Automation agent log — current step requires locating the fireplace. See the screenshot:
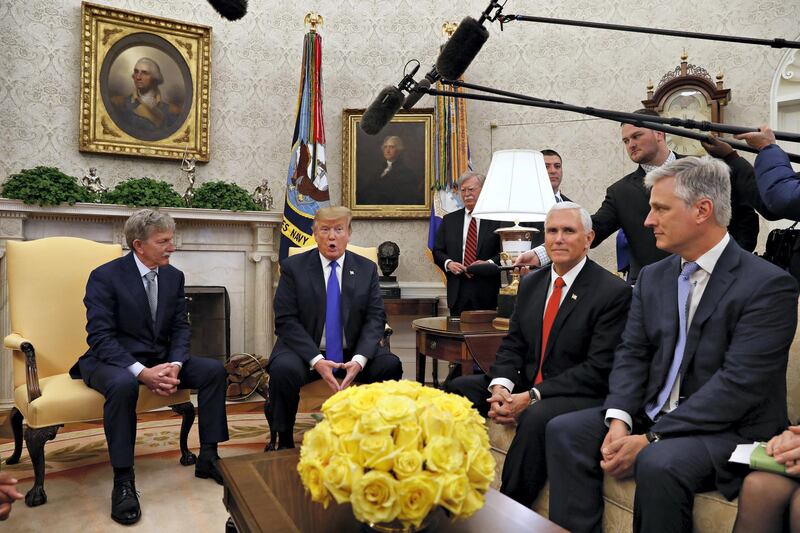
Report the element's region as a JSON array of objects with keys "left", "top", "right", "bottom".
[{"left": 185, "top": 286, "right": 230, "bottom": 363}]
